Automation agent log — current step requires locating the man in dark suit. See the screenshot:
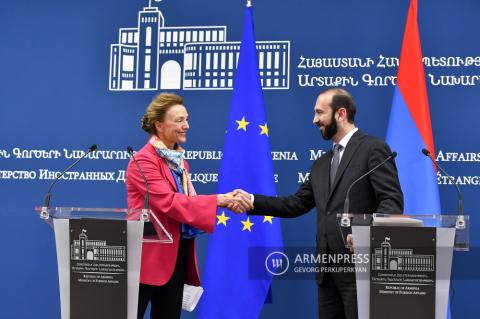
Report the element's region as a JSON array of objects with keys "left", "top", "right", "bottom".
[{"left": 234, "top": 88, "right": 403, "bottom": 319}]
